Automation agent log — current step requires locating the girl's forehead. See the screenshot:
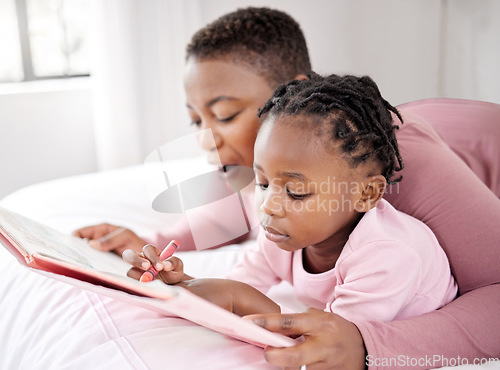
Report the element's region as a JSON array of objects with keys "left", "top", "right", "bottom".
[
  {"left": 262, "top": 114, "right": 332, "bottom": 146},
  {"left": 258, "top": 115, "right": 338, "bottom": 158},
  {"left": 256, "top": 117, "right": 356, "bottom": 181}
]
